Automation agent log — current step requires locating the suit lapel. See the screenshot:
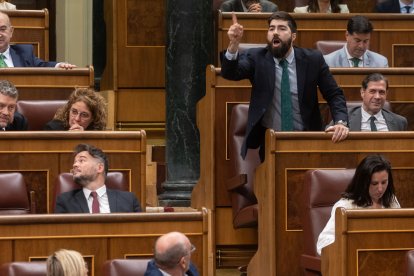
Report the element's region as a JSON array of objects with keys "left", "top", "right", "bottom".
[
  {"left": 382, "top": 110, "right": 397, "bottom": 130},
  {"left": 9, "top": 46, "right": 23, "bottom": 67},
  {"left": 294, "top": 48, "right": 307, "bottom": 104},
  {"left": 339, "top": 46, "right": 349, "bottom": 67},
  {"left": 107, "top": 189, "right": 116, "bottom": 212},
  {"left": 264, "top": 50, "right": 276, "bottom": 99},
  {"left": 364, "top": 51, "right": 371, "bottom": 67},
  {"left": 74, "top": 191, "right": 90, "bottom": 213},
  {"left": 349, "top": 107, "right": 362, "bottom": 131}
]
